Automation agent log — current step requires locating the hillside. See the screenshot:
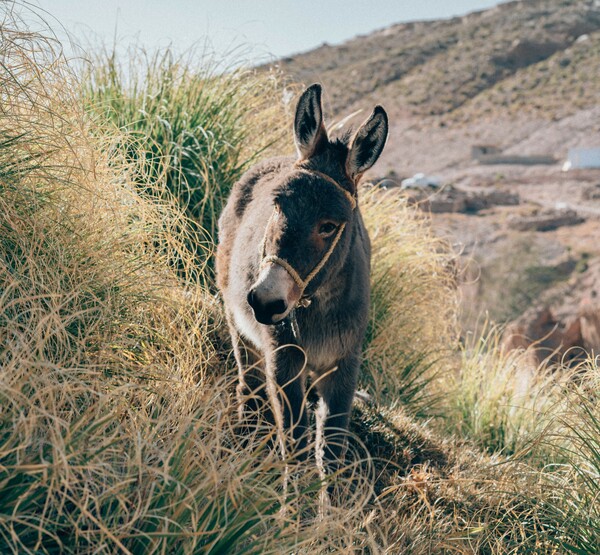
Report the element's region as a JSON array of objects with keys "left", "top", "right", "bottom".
[{"left": 275, "top": 0, "right": 600, "bottom": 119}]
